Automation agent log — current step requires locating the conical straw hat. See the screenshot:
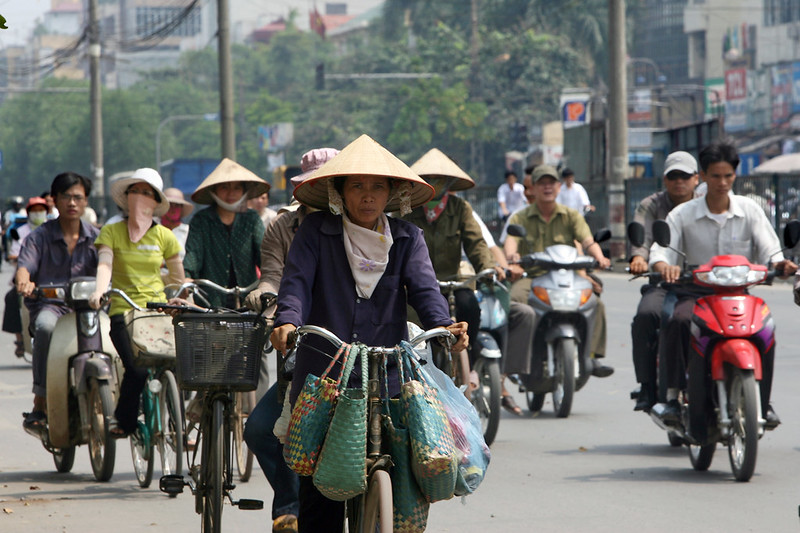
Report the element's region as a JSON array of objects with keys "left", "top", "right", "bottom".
[
  {"left": 293, "top": 134, "right": 434, "bottom": 212},
  {"left": 410, "top": 148, "right": 475, "bottom": 191},
  {"left": 191, "top": 158, "right": 270, "bottom": 205}
]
